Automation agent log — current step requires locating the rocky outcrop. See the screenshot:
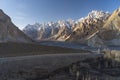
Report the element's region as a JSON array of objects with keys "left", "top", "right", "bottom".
[
  {"left": 0, "top": 9, "right": 33, "bottom": 43},
  {"left": 23, "top": 11, "right": 110, "bottom": 43}
]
